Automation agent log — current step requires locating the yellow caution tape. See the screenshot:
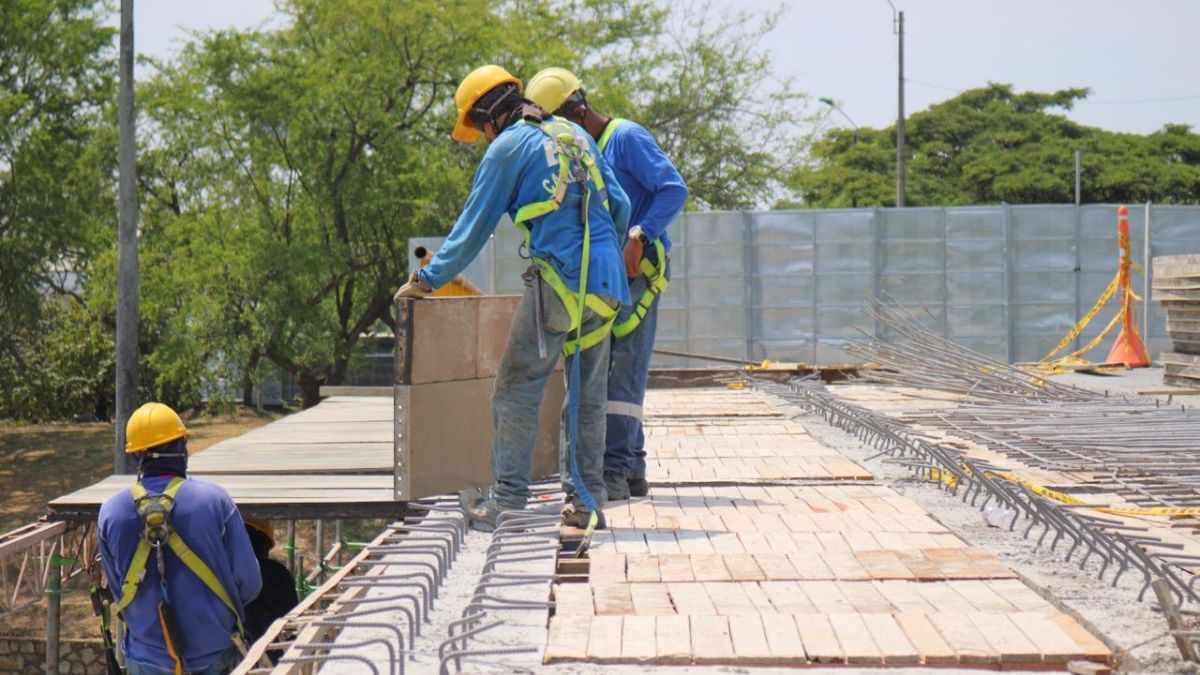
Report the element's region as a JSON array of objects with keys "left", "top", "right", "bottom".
[
  {"left": 926, "top": 465, "right": 1200, "bottom": 517},
  {"left": 1040, "top": 272, "right": 1119, "bottom": 363}
]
